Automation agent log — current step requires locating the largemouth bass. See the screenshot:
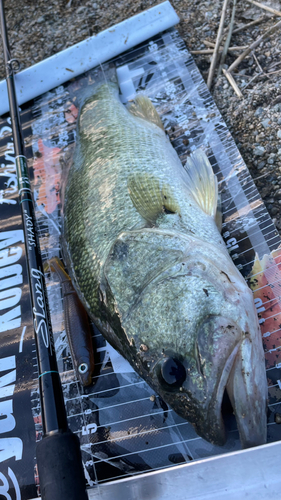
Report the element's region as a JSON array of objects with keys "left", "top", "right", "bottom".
[{"left": 62, "top": 82, "right": 267, "bottom": 448}]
